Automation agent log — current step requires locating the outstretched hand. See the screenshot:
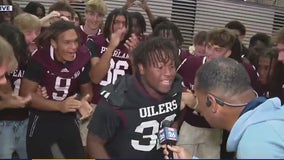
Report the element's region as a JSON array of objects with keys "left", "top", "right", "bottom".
[{"left": 78, "top": 94, "right": 93, "bottom": 120}]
